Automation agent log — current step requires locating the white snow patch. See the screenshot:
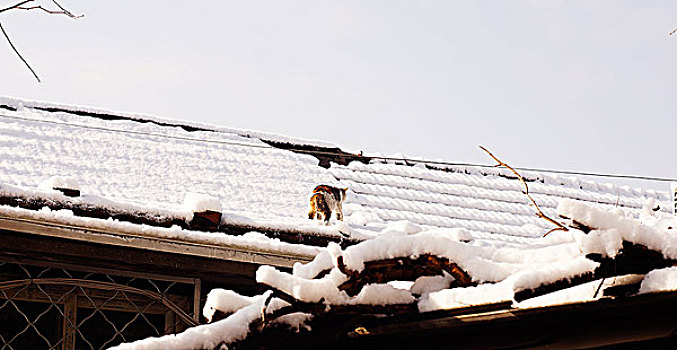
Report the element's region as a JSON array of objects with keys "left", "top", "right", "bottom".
[
  {"left": 203, "top": 289, "right": 263, "bottom": 323},
  {"left": 575, "top": 229, "right": 623, "bottom": 258},
  {"left": 183, "top": 192, "right": 222, "bottom": 214},
  {"left": 388, "top": 280, "right": 415, "bottom": 290},
  {"left": 292, "top": 246, "right": 336, "bottom": 279},
  {"left": 350, "top": 284, "right": 415, "bottom": 305},
  {"left": 418, "top": 282, "right": 513, "bottom": 311},
  {"left": 381, "top": 220, "right": 422, "bottom": 235},
  {"left": 256, "top": 265, "right": 346, "bottom": 304},
  {"left": 410, "top": 272, "right": 455, "bottom": 296},
  {"left": 38, "top": 175, "right": 80, "bottom": 191},
  {"left": 559, "top": 199, "right": 677, "bottom": 259},
  {"left": 639, "top": 267, "right": 677, "bottom": 294}
]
